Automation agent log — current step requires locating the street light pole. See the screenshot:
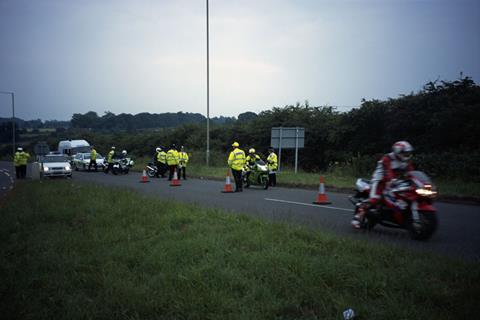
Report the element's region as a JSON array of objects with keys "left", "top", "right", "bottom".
[
  {"left": 206, "top": 0, "right": 210, "bottom": 166},
  {"left": 0, "top": 91, "right": 15, "bottom": 157}
]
